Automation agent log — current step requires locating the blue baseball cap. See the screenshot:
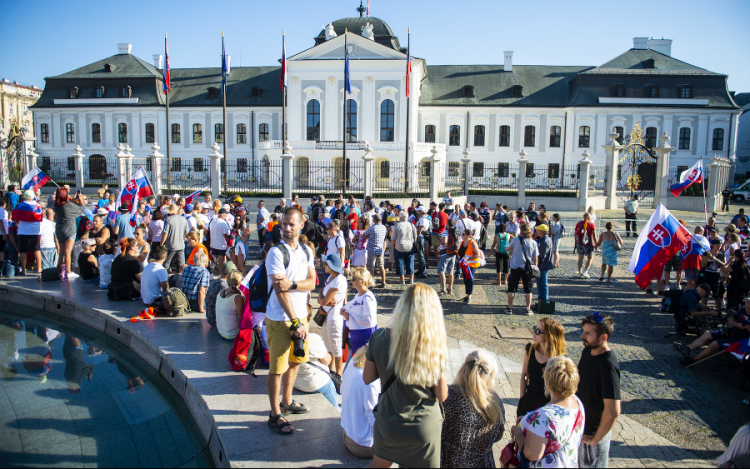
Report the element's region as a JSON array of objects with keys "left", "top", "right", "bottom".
[
  {"left": 185, "top": 204, "right": 194, "bottom": 213},
  {"left": 321, "top": 253, "right": 344, "bottom": 274},
  {"left": 395, "top": 204, "right": 403, "bottom": 210}
]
